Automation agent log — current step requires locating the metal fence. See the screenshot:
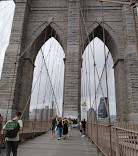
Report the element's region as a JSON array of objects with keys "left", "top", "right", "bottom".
[{"left": 86, "top": 121, "right": 138, "bottom": 156}]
